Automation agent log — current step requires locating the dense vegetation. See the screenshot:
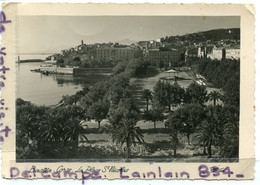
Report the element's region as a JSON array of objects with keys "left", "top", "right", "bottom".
[
  {"left": 56, "top": 56, "right": 120, "bottom": 68},
  {"left": 17, "top": 58, "right": 154, "bottom": 159},
  {"left": 196, "top": 58, "right": 240, "bottom": 107},
  {"left": 16, "top": 57, "right": 240, "bottom": 161}
]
